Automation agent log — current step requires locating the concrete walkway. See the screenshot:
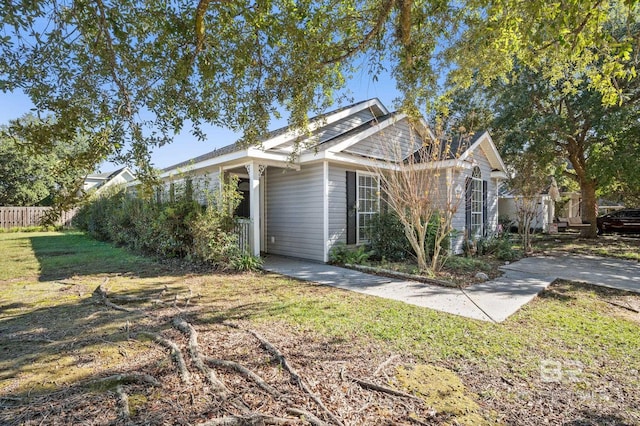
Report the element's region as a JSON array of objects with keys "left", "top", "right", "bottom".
[{"left": 262, "top": 254, "right": 640, "bottom": 323}]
